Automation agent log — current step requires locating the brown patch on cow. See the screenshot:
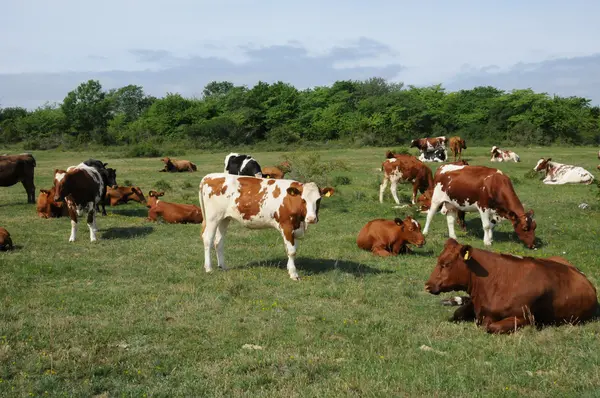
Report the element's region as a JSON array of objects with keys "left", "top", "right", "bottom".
[
  {"left": 235, "top": 177, "right": 268, "bottom": 220},
  {"left": 0, "top": 227, "right": 13, "bottom": 250},
  {"left": 357, "top": 217, "right": 425, "bottom": 256},
  {"left": 275, "top": 184, "right": 308, "bottom": 245},
  {"left": 267, "top": 179, "right": 276, "bottom": 185},
  {"left": 204, "top": 177, "right": 227, "bottom": 198},
  {"left": 272, "top": 185, "right": 281, "bottom": 198},
  {"left": 381, "top": 154, "right": 433, "bottom": 203}
]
